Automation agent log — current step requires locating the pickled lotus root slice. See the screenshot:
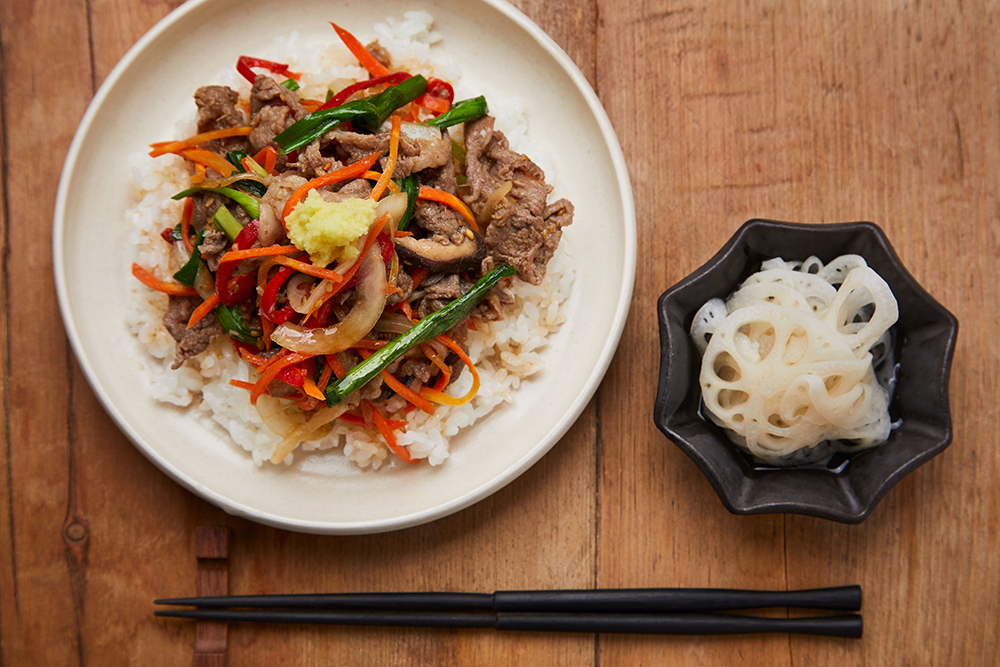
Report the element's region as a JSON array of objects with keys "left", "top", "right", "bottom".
[
  {"left": 820, "top": 266, "right": 898, "bottom": 358},
  {"left": 735, "top": 269, "right": 838, "bottom": 314},
  {"left": 699, "top": 304, "right": 893, "bottom": 465}
]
